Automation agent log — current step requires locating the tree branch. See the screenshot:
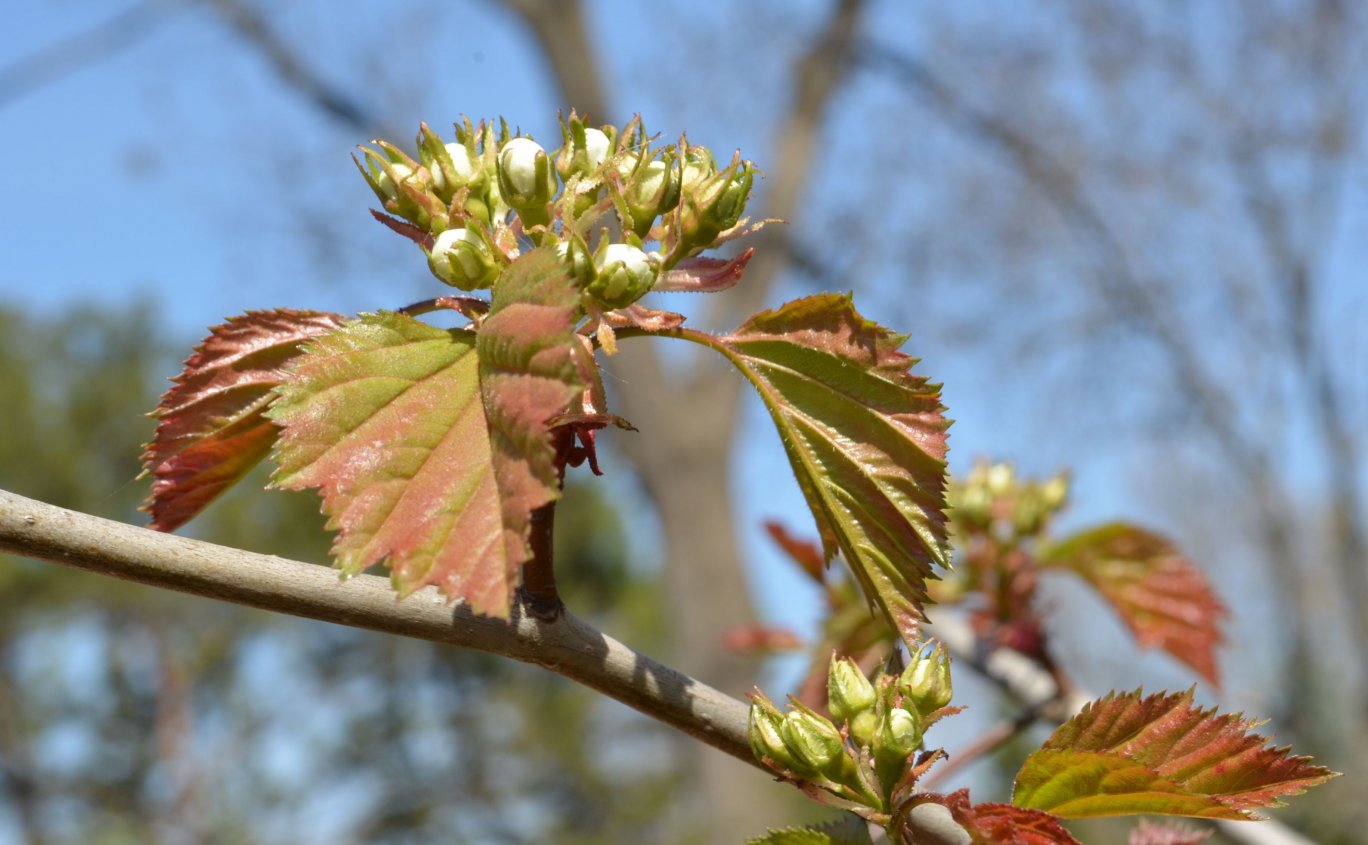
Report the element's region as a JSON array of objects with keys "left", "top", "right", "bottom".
[{"left": 0, "top": 487, "right": 753, "bottom": 769}]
